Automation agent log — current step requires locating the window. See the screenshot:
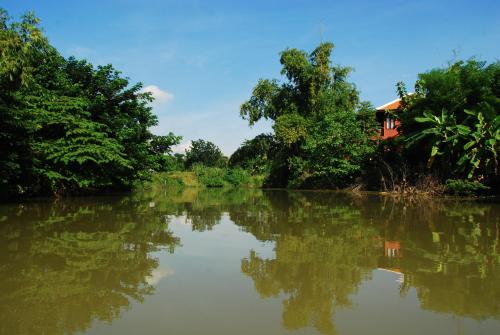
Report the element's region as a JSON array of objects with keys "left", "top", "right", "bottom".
[{"left": 386, "top": 116, "right": 395, "bottom": 129}]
